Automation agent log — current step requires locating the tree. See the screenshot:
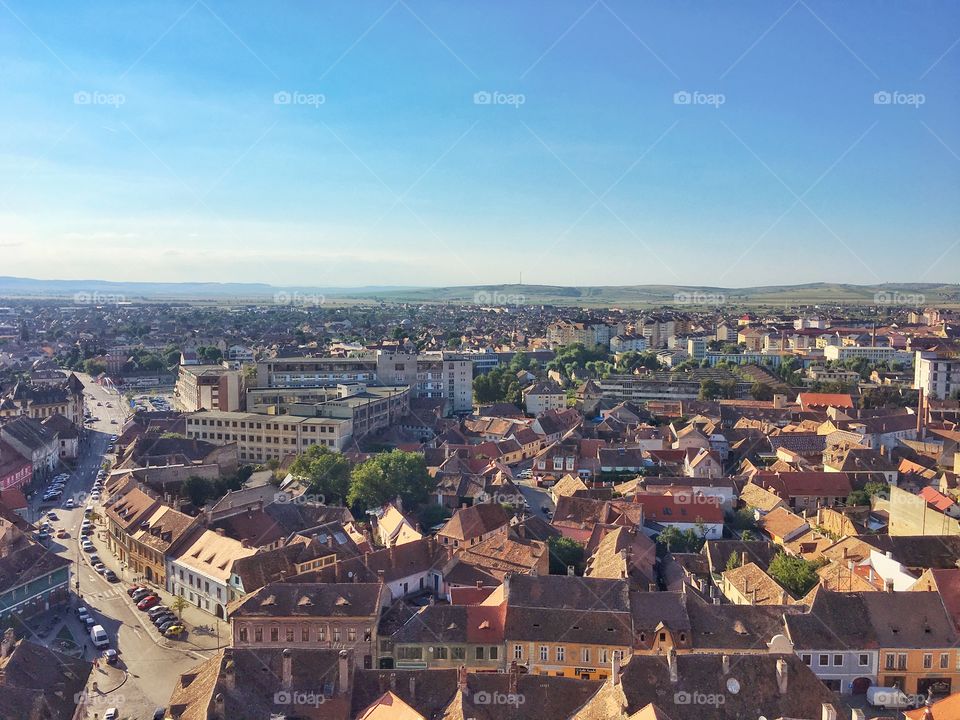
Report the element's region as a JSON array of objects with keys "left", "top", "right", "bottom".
[
  {"left": 768, "top": 552, "right": 819, "bottom": 598},
  {"left": 347, "top": 451, "right": 435, "bottom": 513},
  {"left": 846, "top": 480, "right": 889, "bottom": 507},
  {"left": 725, "top": 552, "right": 742, "bottom": 571},
  {"left": 289, "top": 445, "right": 351, "bottom": 504},
  {"left": 547, "top": 536, "right": 585, "bottom": 575},
  {"left": 171, "top": 595, "right": 188, "bottom": 619},
  {"left": 184, "top": 475, "right": 216, "bottom": 507},
  {"left": 699, "top": 379, "right": 721, "bottom": 401},
  {"left": 473, "top": 366, "right": 521, "bottom": 405},
  {"left": 83, "top": 359, "right": 107, "bottom": 376},
  {"left": 751, "top": 382, "right": 774, "bottom": 401}
]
